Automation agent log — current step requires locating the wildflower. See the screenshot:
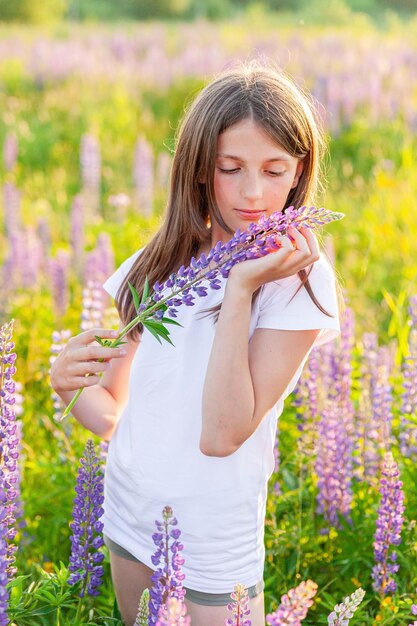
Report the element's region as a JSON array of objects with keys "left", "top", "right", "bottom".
[
  {"left": 148, "top": 506, "right": 186, "bottom": 626},
  {"left": 0, "top": 506, "right": 10, "bottom": 626},
  {"left": 80, "top": 134, "right": 101, "bottom": 194},
  {"left": 327, "top": 588, "right": 366, "bottom": 625},
  {"left": 48, "top": 251, "right": 71, "bottom": 319},
  {"left": 266, "top": 579, "right": 318, "bottom": 625},
  {"left": 3, "top": 132, "right": 18, "bottom": 172},
  {"left": 226, "top": 583, "right": 251, "bottom": 626},
  {"left": 68, "top": 439, "right": 105, "bottom": 597},
  {"left": 134, "top": 588, "right": 150, "bottom": 626},
  {"left": 80, "top": 280, "right": 107, "bottom": 331},
  {"left": 61, "top": 205, "right": 344, "bottom": 418},
  {"left": 156, "top": 597, "right": 190, "bottom": 626},
  {"left": 0, "top": 319, "right": 20, "bottom": 579},
  {"left": 315, "top": 402, "right": 353, "bottom": 528},
  {"left": 371, "top": 452, "right": 404, "bottom": 595},
  {"left": 399, "top": 295, "right": 417, "bottom": 457}
]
